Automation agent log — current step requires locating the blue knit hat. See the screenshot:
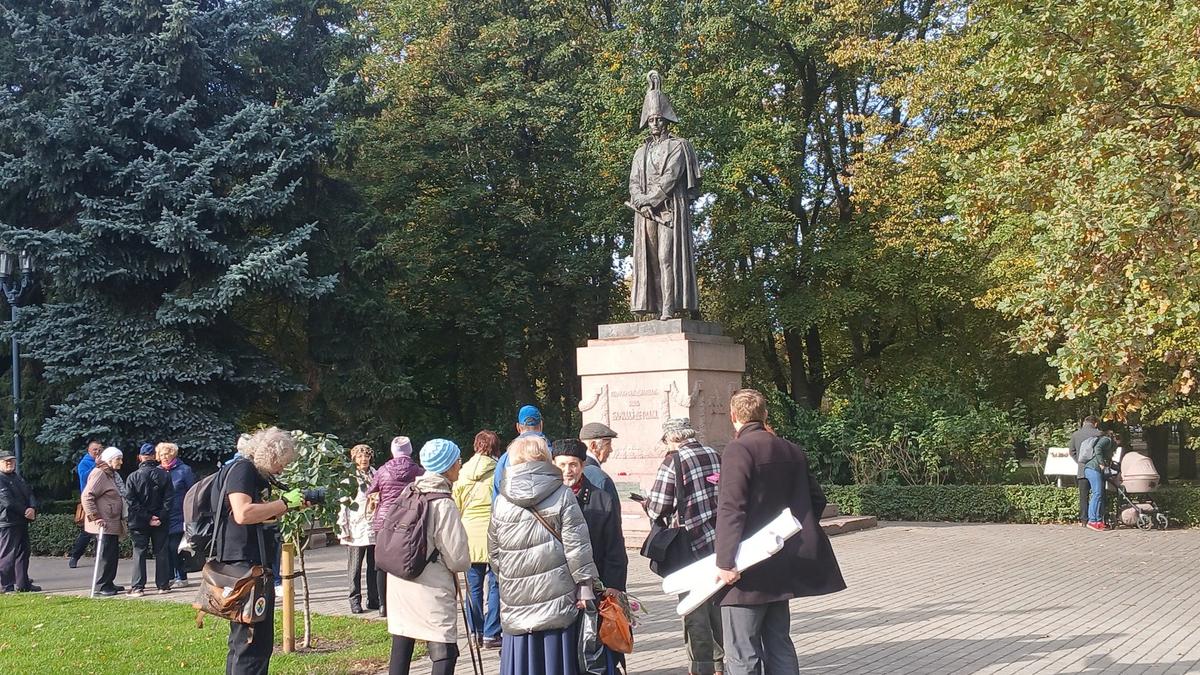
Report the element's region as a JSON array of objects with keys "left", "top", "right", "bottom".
[{"left": 419, "top": 438, "right": 461, "bottom": 474}]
